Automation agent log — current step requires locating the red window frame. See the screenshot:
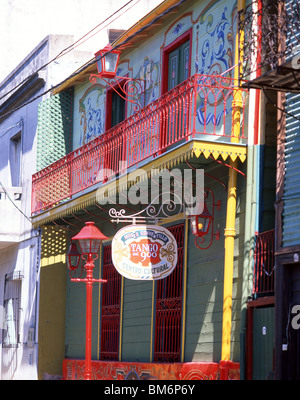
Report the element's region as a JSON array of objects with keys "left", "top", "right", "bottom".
[
  {"left": 161, "top": 28, "right": 192, "bottom": 95},
  {"left": 153, "top": 223, "right": 185, "bottom": 362},
  {"left": 105, "top": 78, "right": 127, "bottom": 131},
  {"left": 100, "top": 244, "right": 122, "bottom": 361}
]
